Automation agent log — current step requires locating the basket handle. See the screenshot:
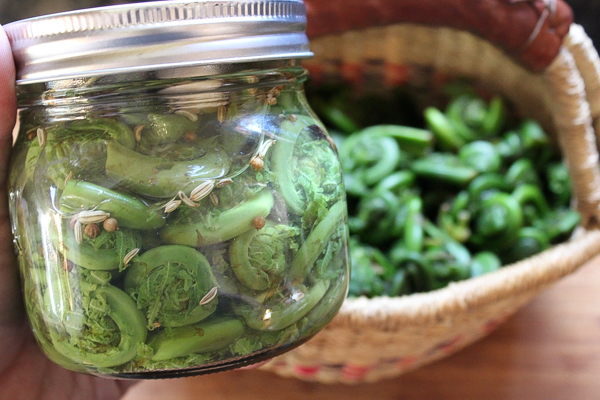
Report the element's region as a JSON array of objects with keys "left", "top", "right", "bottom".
[{"left": 304, "top": 0, "right": 573, "bottom": 73}]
